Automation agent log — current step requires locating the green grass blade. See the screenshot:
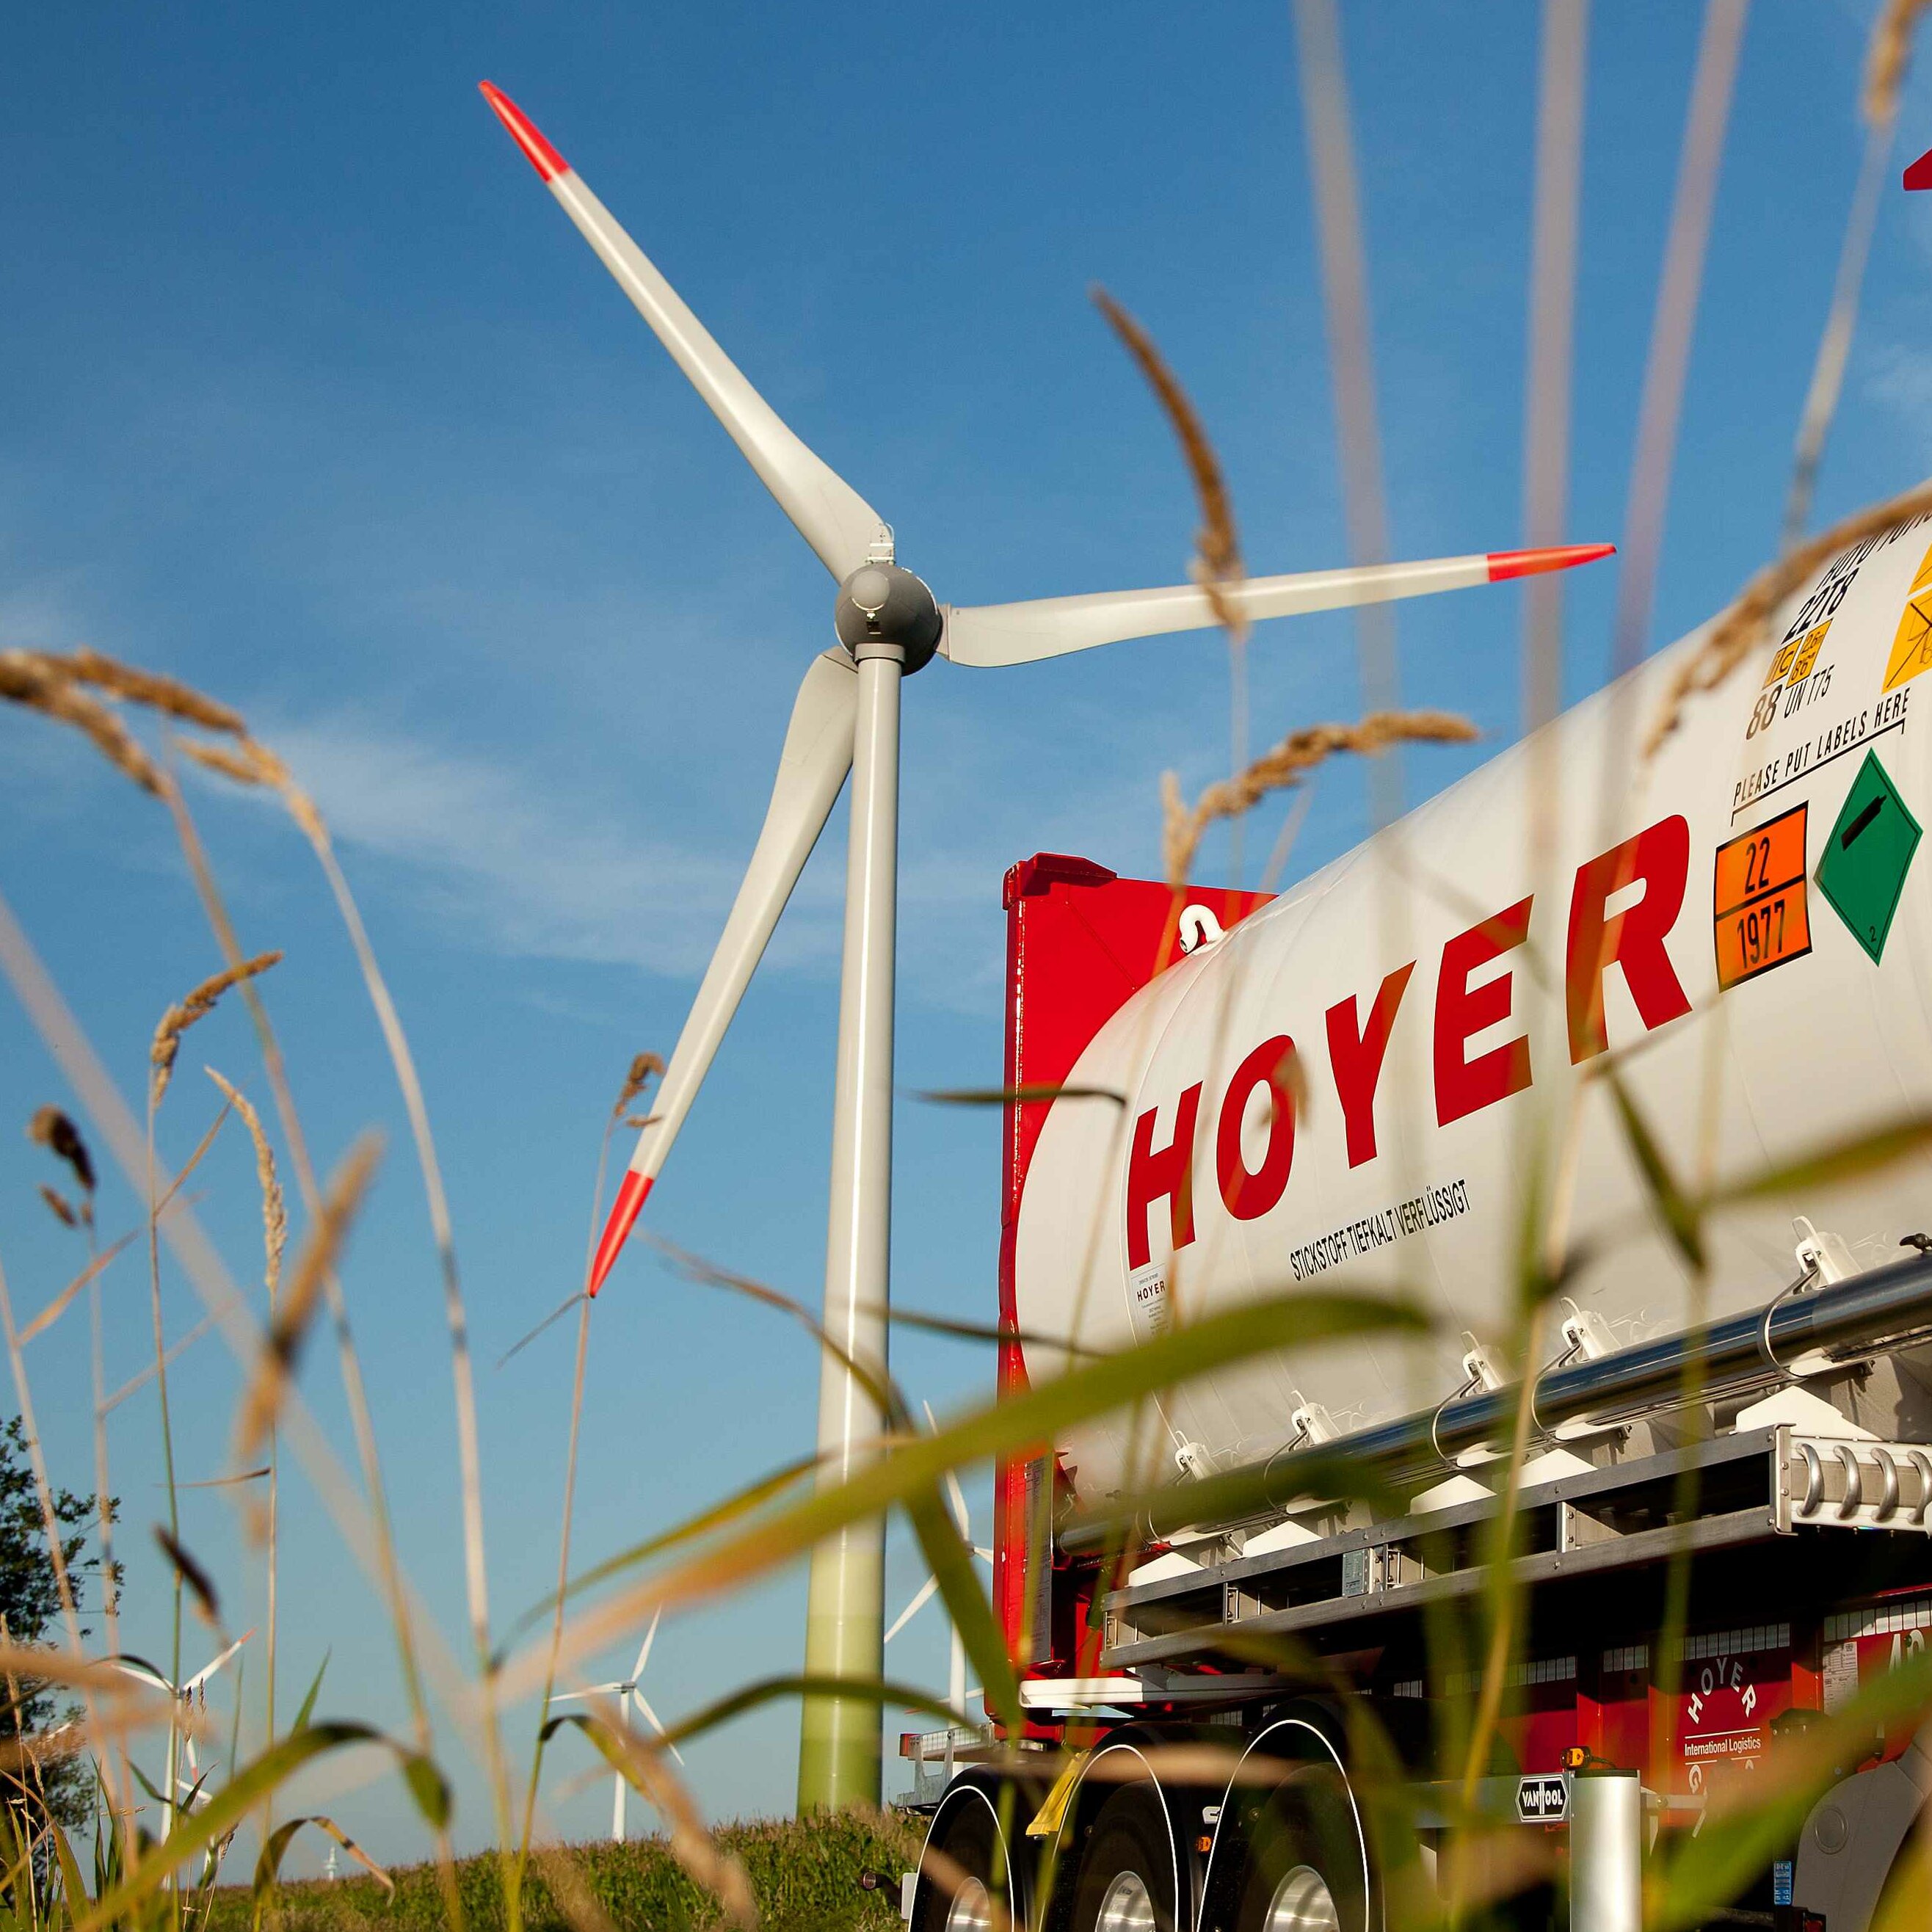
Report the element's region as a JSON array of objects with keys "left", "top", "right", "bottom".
[
  {"left": 532, "top": 1287, "right": 1423, "bottom": 1677},
  {"left": 547, "top": 1453, "right": 821, "bottom": 1613},
  {"left": 551, "top": 1675, "right": 967, "bottom": 1755},
  {"left": 904, "top": 1484, "right": 1021, "bottom": 1724},
  {"left": 1702, "top": 1113, "right": 1932, "bottom": 1210},
  {"left": 1605, "top": 1072, "right": 1704, "bottom": 1269},
  {"left": 292, "top": 1652, "right": 330, "bottom": 1733},
  {"left": 1651, "top": 1645, "right": 1932, "bottom": 1931},
  {"left": 1064, "top": 1439, "right": 1404, "bottom": 1546},
  {"left": 76, "top": 1724, "right": 445, "bottom": 1932},
  {"left": 252, "top": 1816, "right": 392, "bottom": 1903},
  {"left": 50, "top": 1821, "right": 87, "bottom": 1923}
]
